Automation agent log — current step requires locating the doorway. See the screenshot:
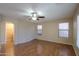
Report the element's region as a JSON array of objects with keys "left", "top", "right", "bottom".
[{"left": 5, "top": 22, "right": 14, "bottom": 56}]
